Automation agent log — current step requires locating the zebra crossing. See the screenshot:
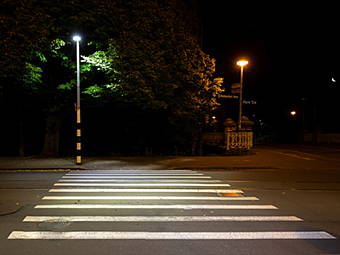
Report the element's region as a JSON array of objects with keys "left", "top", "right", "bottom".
[{"left": 8, "top": 170, "right": 336, "bottom": 240}]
